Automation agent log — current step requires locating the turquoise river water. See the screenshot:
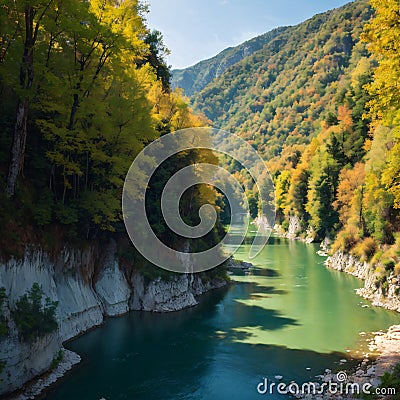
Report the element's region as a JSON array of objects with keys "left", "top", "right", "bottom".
[{"left": 45, "top": 232, "right": 400, "bottom": 400}]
